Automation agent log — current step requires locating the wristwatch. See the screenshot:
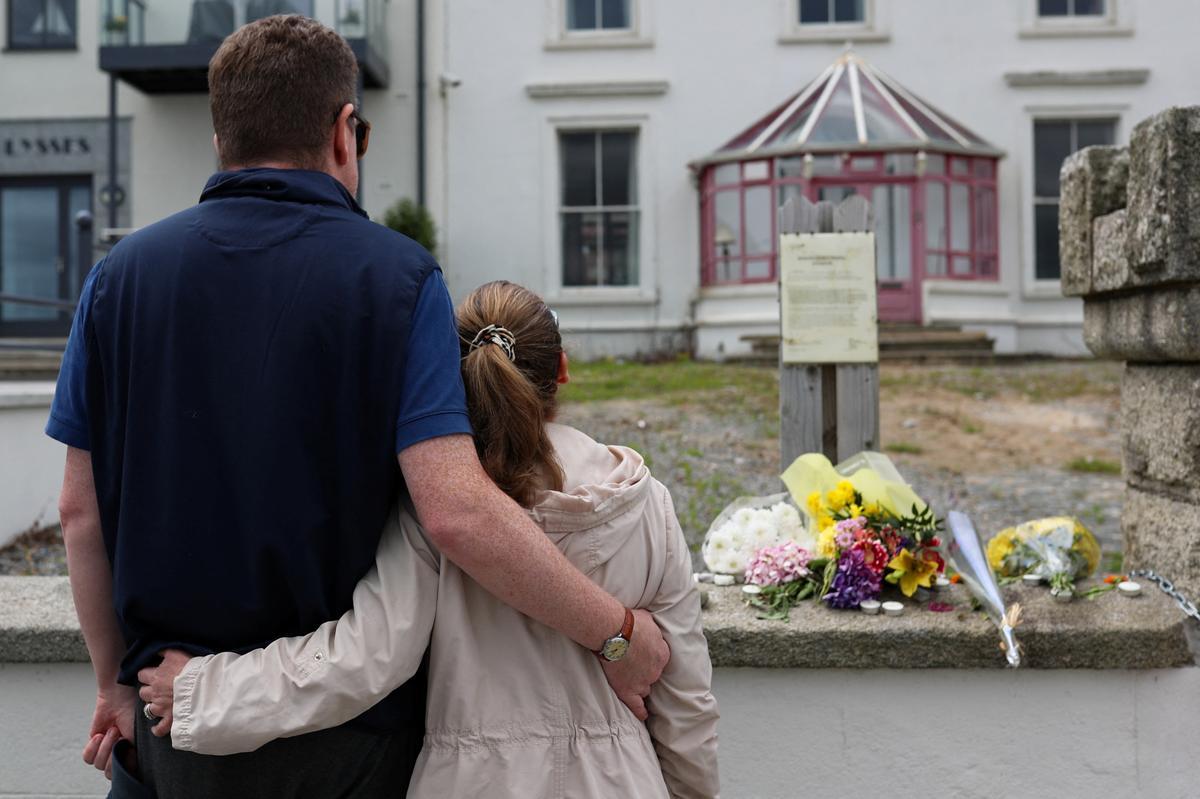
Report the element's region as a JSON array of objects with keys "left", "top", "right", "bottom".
[{"left": 596, "top": 608, "right": 635, "bottom": 662}]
